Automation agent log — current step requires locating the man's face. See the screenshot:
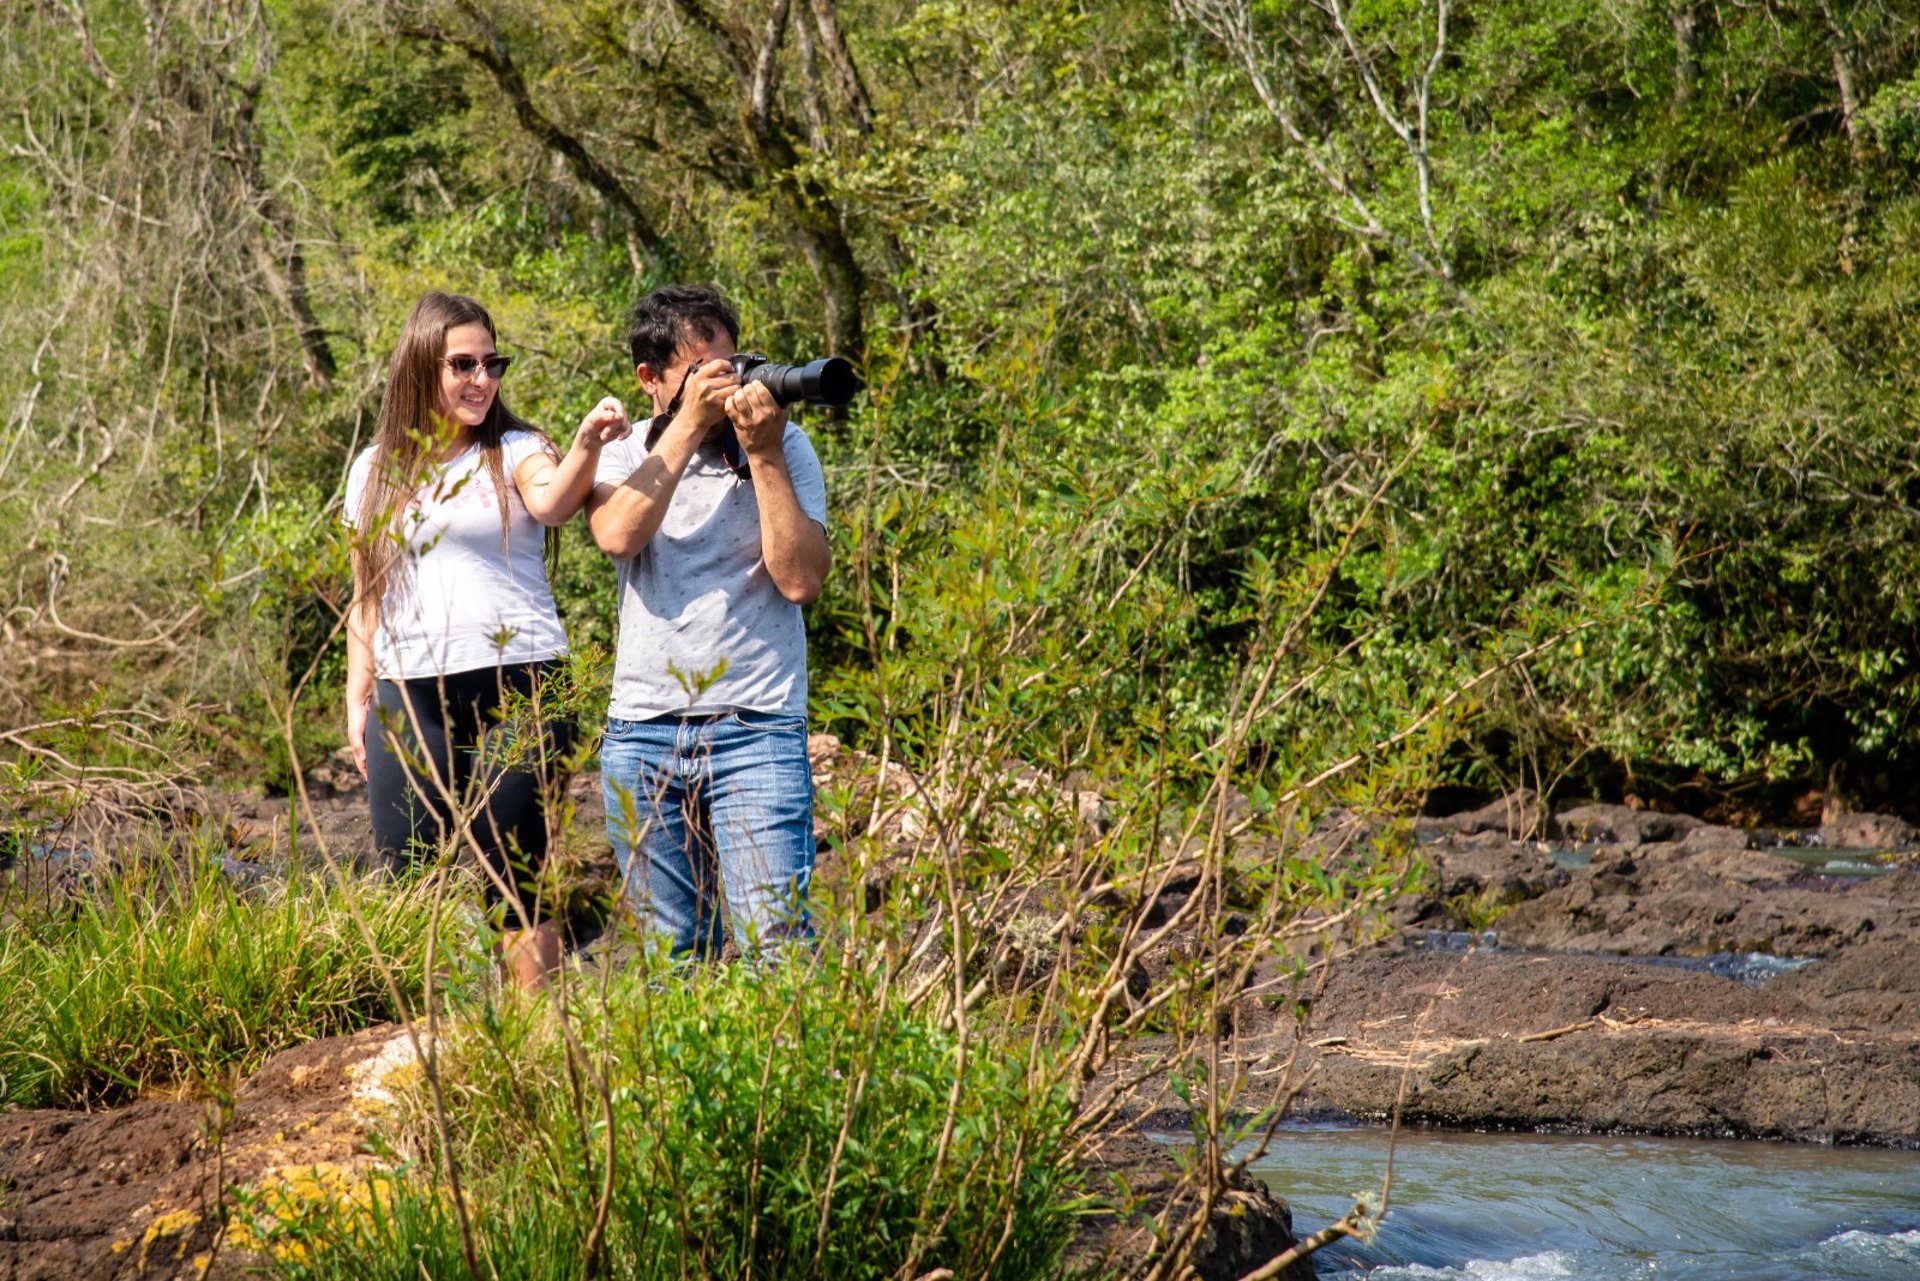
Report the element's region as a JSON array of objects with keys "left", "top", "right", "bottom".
[{"left": 638, "top": 327, "right": 738, "bottom": 413}]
